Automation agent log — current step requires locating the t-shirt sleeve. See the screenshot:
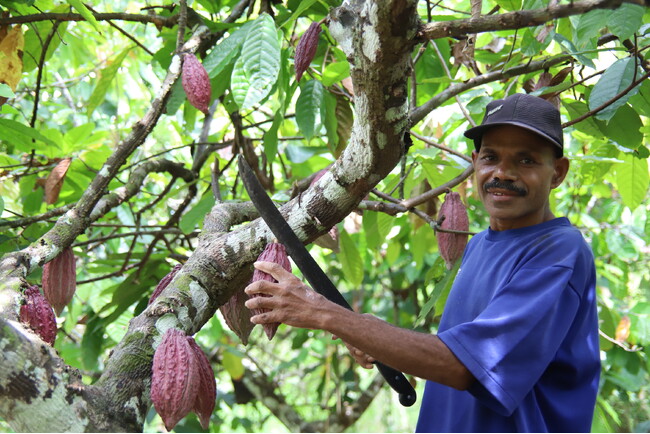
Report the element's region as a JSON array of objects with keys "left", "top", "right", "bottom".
[{"left": 438, "top": 264, "right": 581, "bottom": 416}]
